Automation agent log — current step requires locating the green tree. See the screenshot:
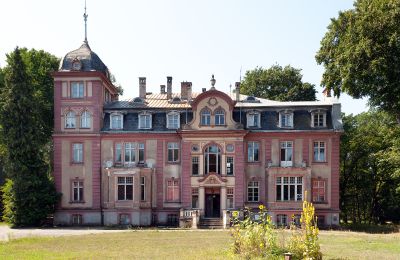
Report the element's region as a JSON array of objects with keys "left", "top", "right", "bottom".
[
  {"left": 240, "top": 65, "right": 317, "bottom": 101},
  {"left": 0, "top": 47, "right": 59, "bottom": 226},
  {"left": 316, "top": 0, "right": 400, "bottom": 122}
]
